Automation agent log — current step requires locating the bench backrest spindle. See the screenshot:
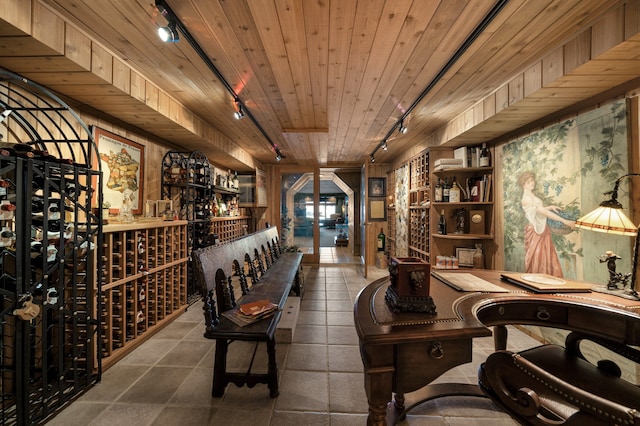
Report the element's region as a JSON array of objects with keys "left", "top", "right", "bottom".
[
  {"left": 254, "top": 248, "right": 265, "bottom": 277},
  {"left": 234, "top": 259, "right": 250, "bottom": 295},
  {"left": 246, "top": 252, "right": 259, "bottom": 284},
  {"left": 262, "top": 245, "right": 272, "bottom": 269}
]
